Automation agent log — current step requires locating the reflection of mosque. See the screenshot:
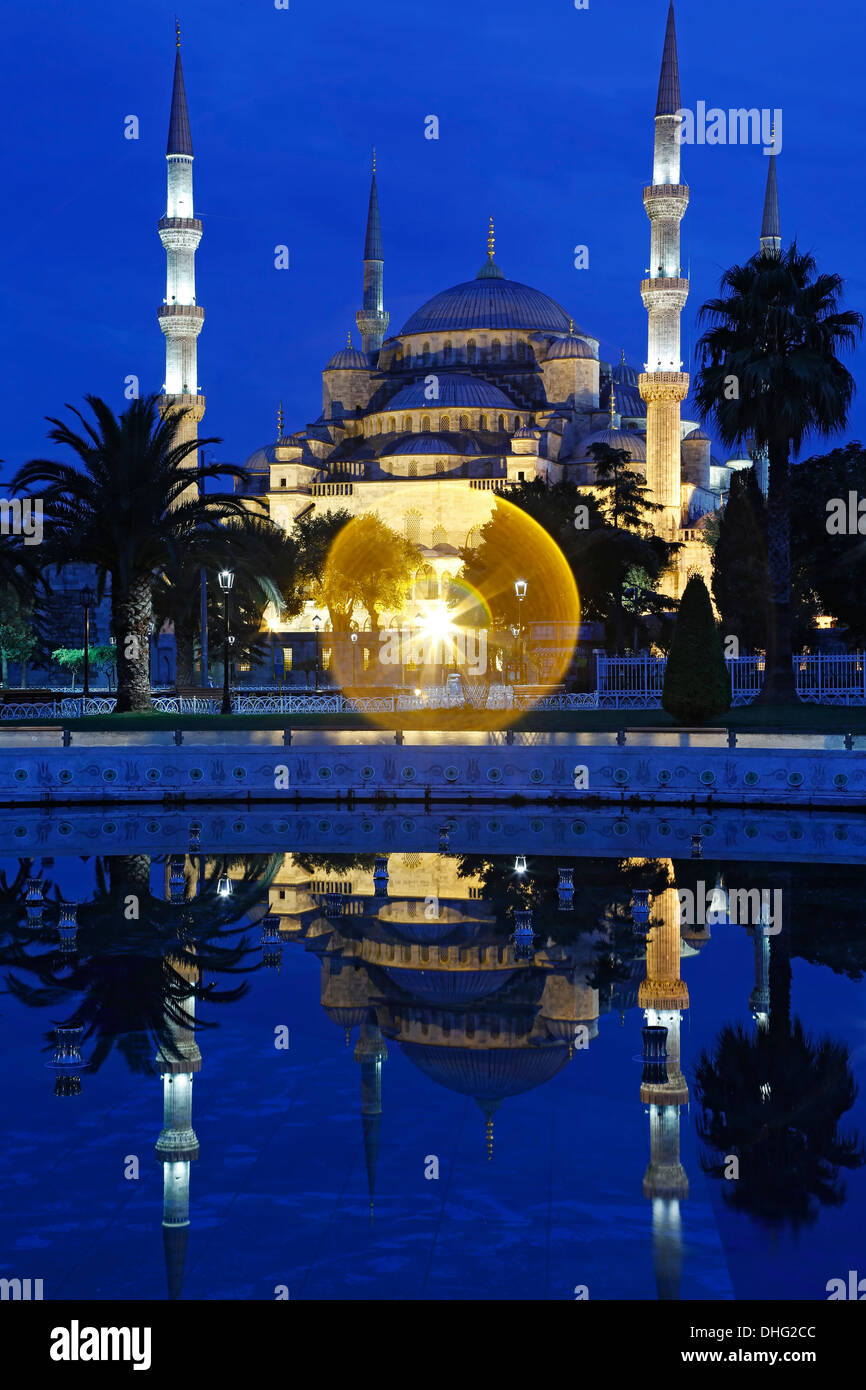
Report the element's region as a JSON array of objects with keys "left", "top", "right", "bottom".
[
  {"left": 43, "top": 847, "right": 774, "bottom": 1300},
  {"left": 266, "top": 847, "right": 713, "bottom": 1298}
]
